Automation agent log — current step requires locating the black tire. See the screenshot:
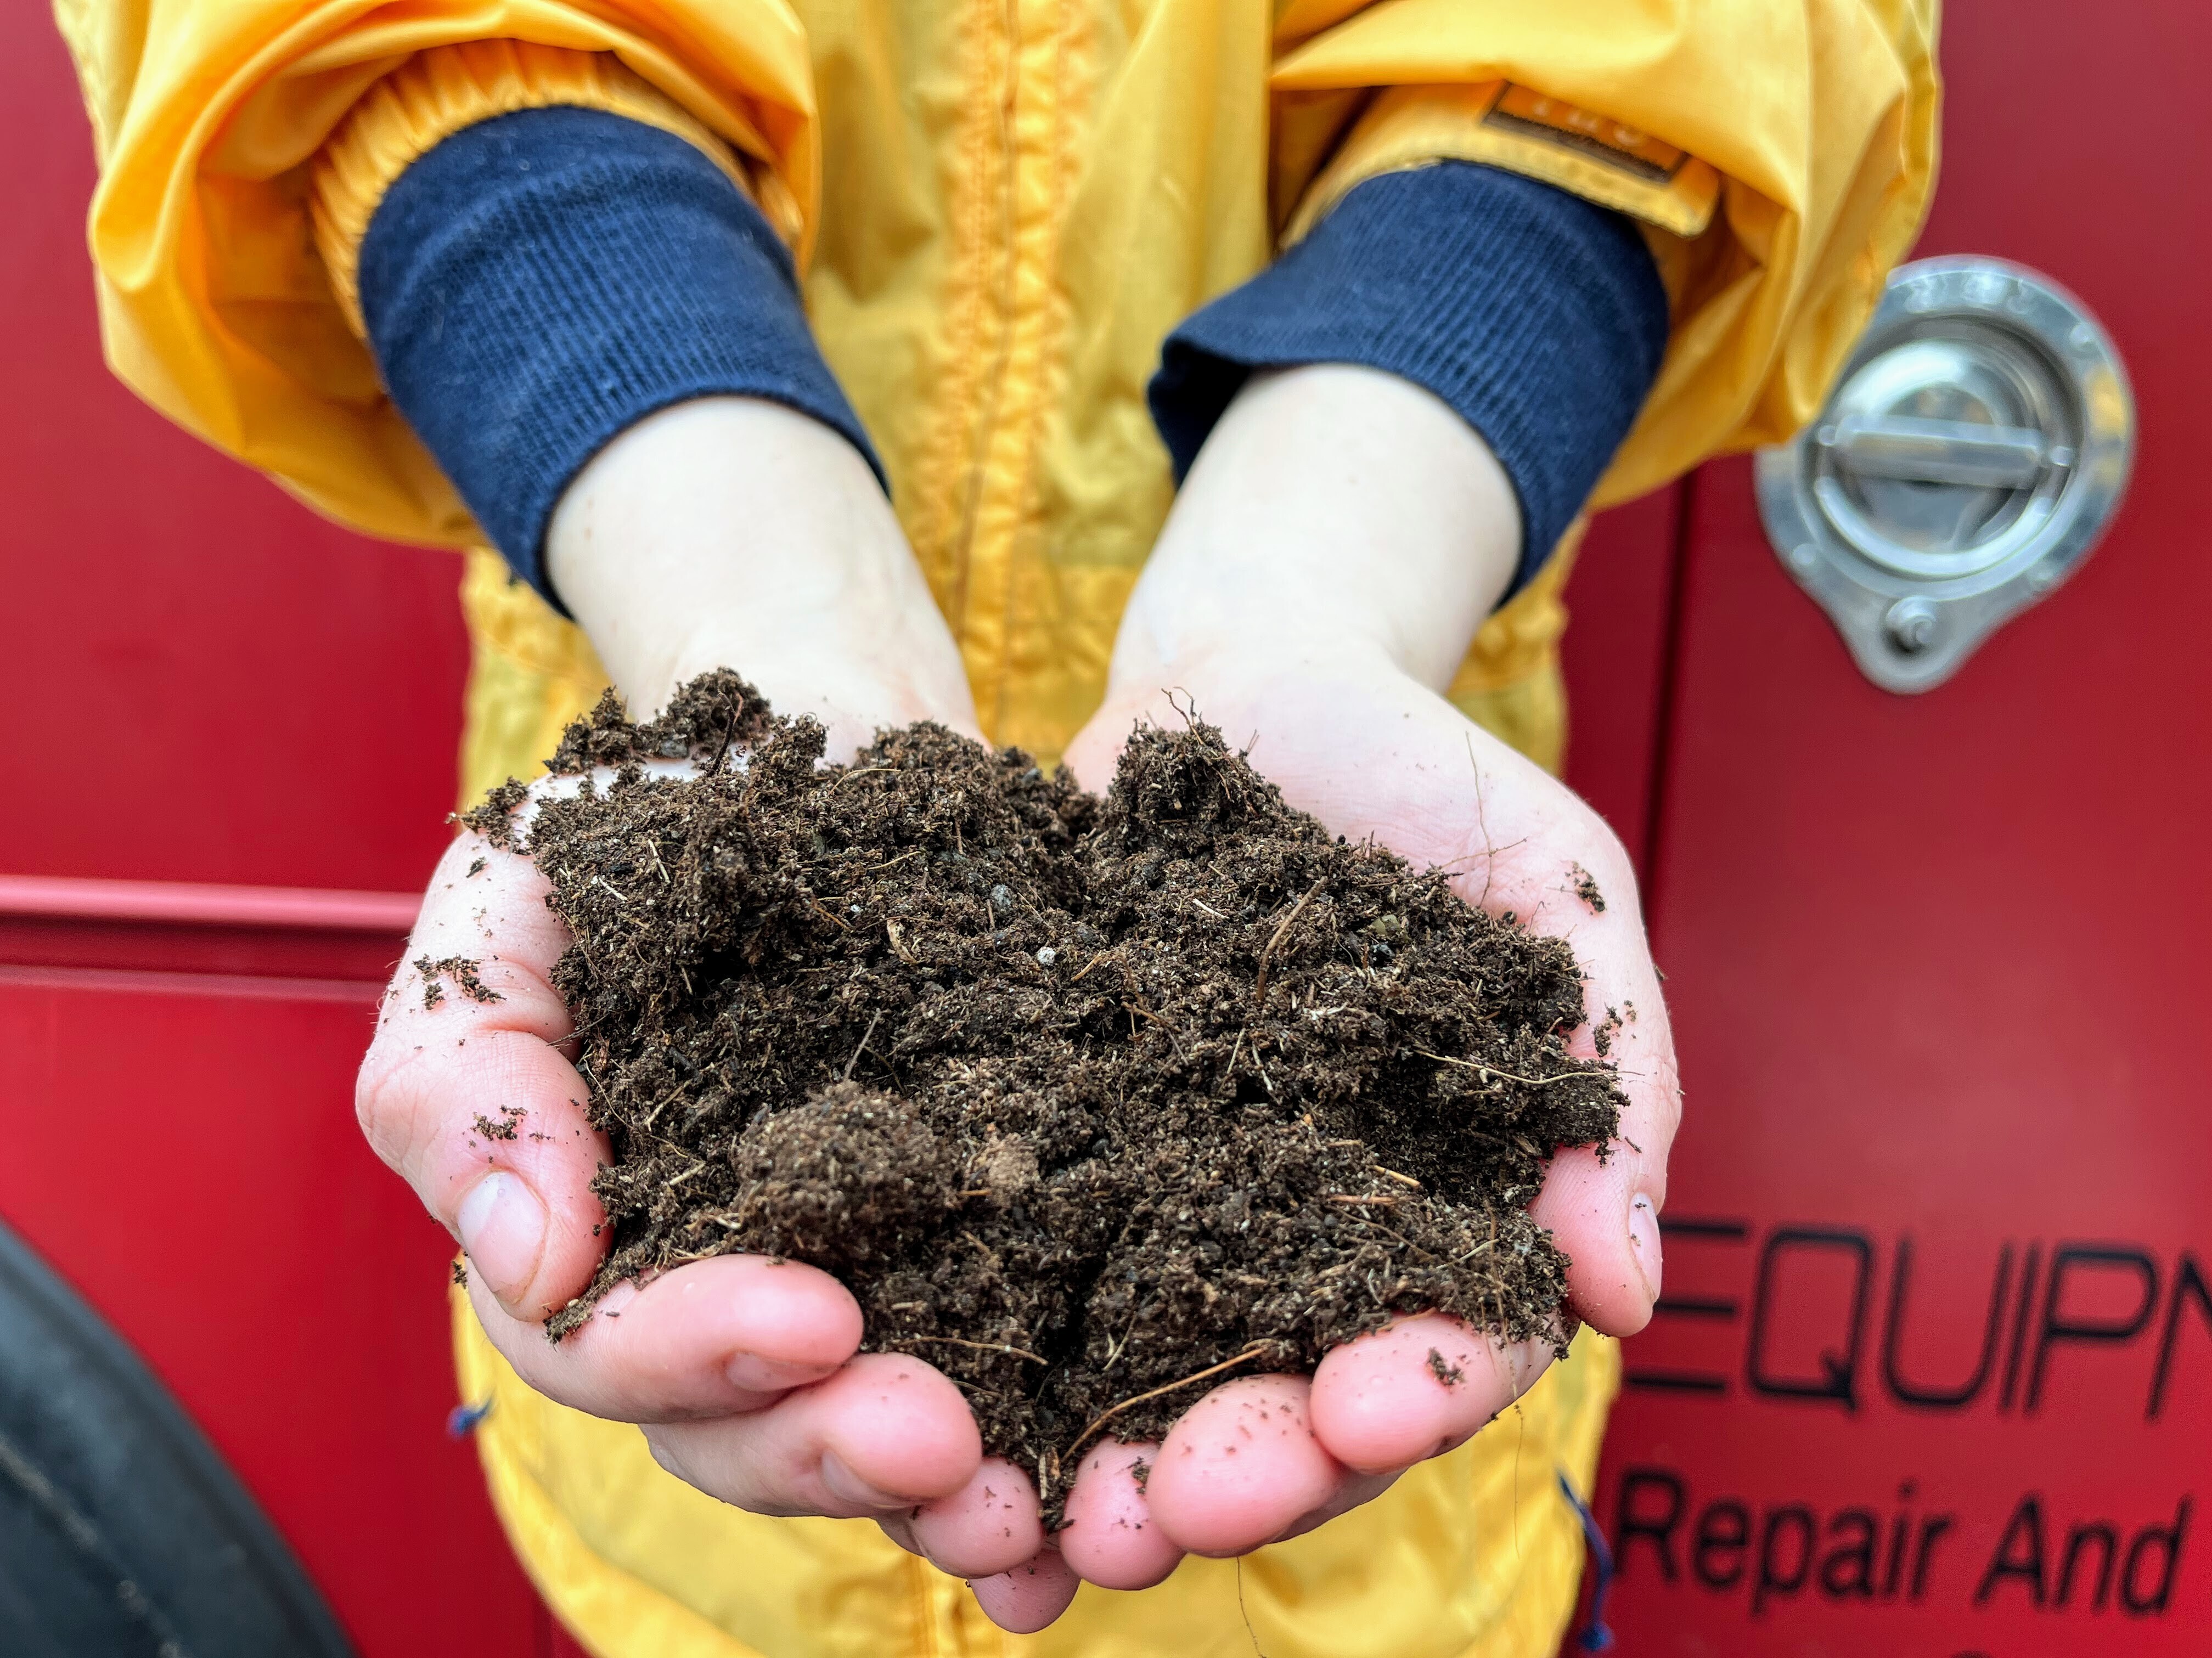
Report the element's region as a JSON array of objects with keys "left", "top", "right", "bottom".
[{"left": 0, "top": 1216, "right": 355, "bottom": 1656}]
